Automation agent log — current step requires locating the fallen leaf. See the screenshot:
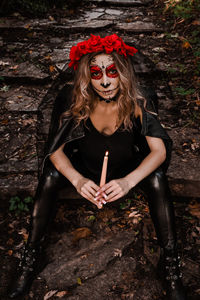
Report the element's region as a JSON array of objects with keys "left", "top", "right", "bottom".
[
  {"left": 55, "top": 291, "right": 68, "bottom": 298},
  {"left": 192, "top": 20, "right": 200, "bottom": 26},
  {"left": 128, "top": 211, "right": 142, "bottom": 218},
  {"left": 49, "top": 16, "right": 55, "bottom": 21},
  {"left": 45, "top": 55, "right": 52, "bottom": 60},
  {"left": 7, "top": 250, "right": 13, "bottom": 256},
  {"left": 182, "top": 41, "right": 191, "bottom": 49},
  {"left": 24, "top": 24, "right": 31, "bottom": 29},
  {"left": 49, "top": 65, "right": 55, "bottom": 73},
  {"left": 18, "top": 228, "right": 28, "bottom": 240},
  {"left": 1, "top": 119, "right": 9, "bottom": 124},
  {"left": 77, "top": 277, "right": 82, "bottom": 285},
  {"left": 196, "top": 100, "right": 200, "bottom": 106},
  {"left": 188, "top": 201, "right": 200, "bottom": 218},
  {"left": 71, "top": 227, "right": 92, "bottom": 242},
  {"left": 9, "top": 65, "right": 19, "bottom": 70},
  {"left": 0, "top": 85, "right": 10, "bottom": 92},
  {"left": 114, "top": 248, "right": 122, "bottom": 257},
  {"left": 117, "top": 224, "right": 126, "bottom": 228},
  {"left": 87, "top": 215, "right": 96, "bottom": 222},
  {"left": 43, "top": 290, "right": 58, "bottom": 300},
  {"left": 0, "top": 61, "right": 9, "bottom": 66},
  {"left": 22, "top": 119, "right": 34, "bottom": 126},
  {"left": 142, "top": 206, "right": 149, "bottom": 213},
  {"left": 6, "top": 238, "right": 14, "bottom": 246}
]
